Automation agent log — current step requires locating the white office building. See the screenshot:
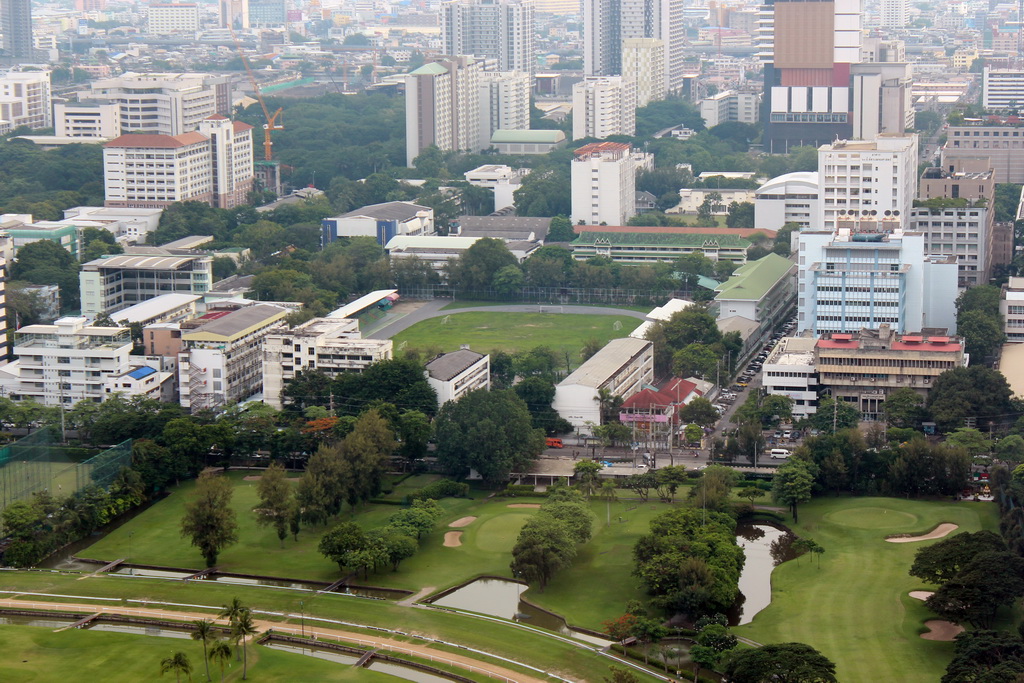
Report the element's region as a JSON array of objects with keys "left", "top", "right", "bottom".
[
  {"left": 54, "top": 101, "right": 121, "bottom": 139},
  {"left": 983, "top": 68, "right": 1024, "bottom": 111},
  {"left": 553, "top": 338, "right": 655, "bottom": 432},
  {"left": 441, "top": 0, "right": 534, "bottom": 73},
  {"left": 572, "top": 76, "right": 636, "bottom": 140},
  {"left": 478, "top": 71, "right": 530, "bottom": 151},
  {"left": 571, "top": 142, "right": 650, "bottom": 226},
  {"left": 762, "top": 336, "right": 819, "bottom": 419},
  {"left": 109, "top": 293, "right": 201, "bottom": 327},
  {"left": 147, "top": 3, "right": 200, "bottom": 35},
  {"left": 851, "top": 62, "right": 914, "bottom": 140},
  {"left": 405, "top": 57, "right": 482, "bottom": 166},
  {"left": 80, "top": 252, "right": 214, "bottom": 319},
  {"left": 425, "top": 348, "right": 491, "bottom": 406},
  {"left": 754, "top": 172, "right": 821, "bottom": 231},
  {"left": 879, "top": 0, "right": 909, "bottom": 28},
  {"left": 0, "top": 70, "right": 51, "bottom": 132},
  {"left": 622, "top": 38, "right": 666, "bottom": 107},
  {"left": 796, "top": 226, "right": 959, "bottom": 335},
  {"left": 817, "top": 135, "right": 919, "bottom": 231},
  {"left": 1002, "top": 277, "right": 1024, "bottom": 343},
  {"left": 263, "top": 317, "right": 394, "bottom": 409},
  {"left": 699, "top": 90, "right": 760, "bottom": 128}
]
